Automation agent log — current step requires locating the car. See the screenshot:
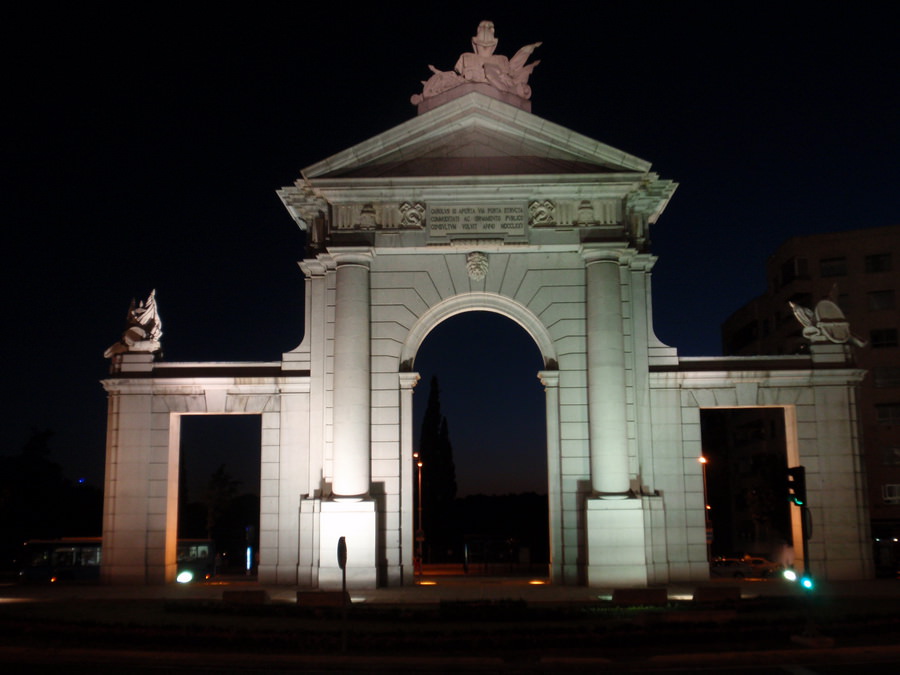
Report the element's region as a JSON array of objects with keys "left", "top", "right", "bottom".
[
  {"left": 710, "top": 558, "right": 754, "bottom": 579},
  {"left": 741, "top": 556, "right": 783, "bottom": 578}
]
